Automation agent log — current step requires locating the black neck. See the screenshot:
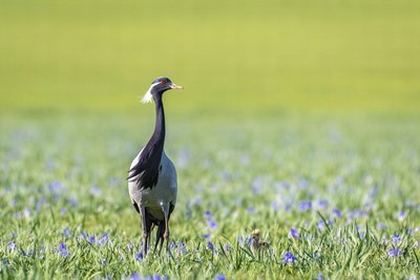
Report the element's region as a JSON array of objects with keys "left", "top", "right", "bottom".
[
  {"left": 127, "top": 93, "right": 167, "bottom": 188},
  {"left": 152, "top": 95, "right": 165, "bottom": 145}
]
